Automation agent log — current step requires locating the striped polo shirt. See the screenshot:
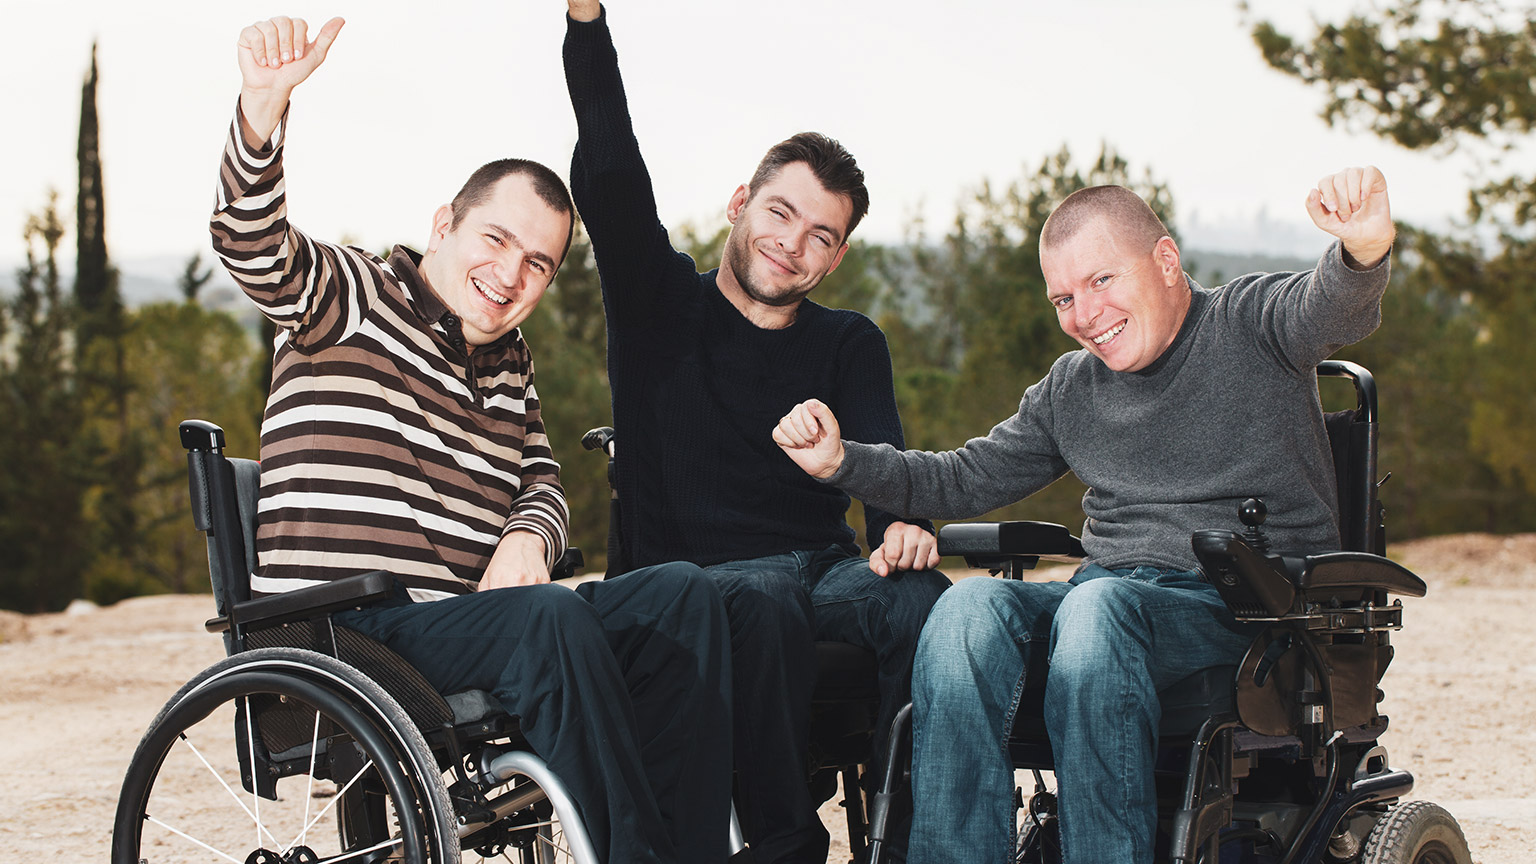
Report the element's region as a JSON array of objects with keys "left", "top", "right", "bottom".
[{"left": 211, "top": 105, "right": 568, "bottom": 601}]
